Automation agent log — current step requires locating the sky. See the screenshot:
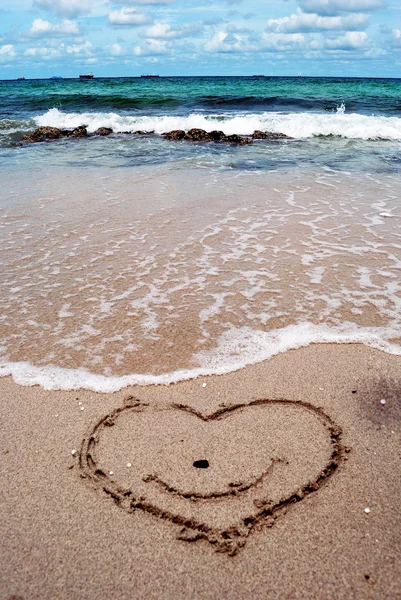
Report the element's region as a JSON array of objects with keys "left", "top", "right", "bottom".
[{"left": 0, "top": 0, "right": 400, "bottom": 78}]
